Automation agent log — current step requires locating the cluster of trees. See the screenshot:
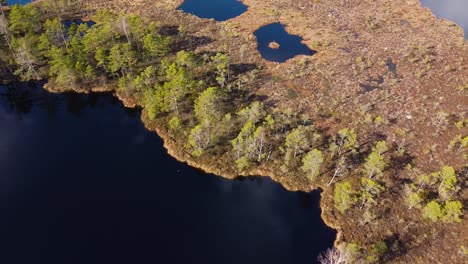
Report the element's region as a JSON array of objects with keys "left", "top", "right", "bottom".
[
  {"left": 0, "top": 1, "right": 86, "bottom": 78},
  {"left": 231, "top": 102, "right": 276, "bottom": 170},
  {"left": 1, "top": 4, "right": 404, "bottom": 201},
  {"left": 404, "top": 166, "right": 463, "bottom": 222},
  {"left": 318, "top": 241, "right": 388, "bottom": 264},
  {"left": 332, "top": 144, "right": 463, "bottom": 225},
  {"left": 332, "top": 140, "right": 388, "bottom": 214},
  {"left": 188, "top": 86, "right": 224, "bottom": 156},
  {"left": 1, "top": 3, "right": 172, "bottom": 85},
  {"left": 1, "top": 3, "right": 234, "bottom": 128}
]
